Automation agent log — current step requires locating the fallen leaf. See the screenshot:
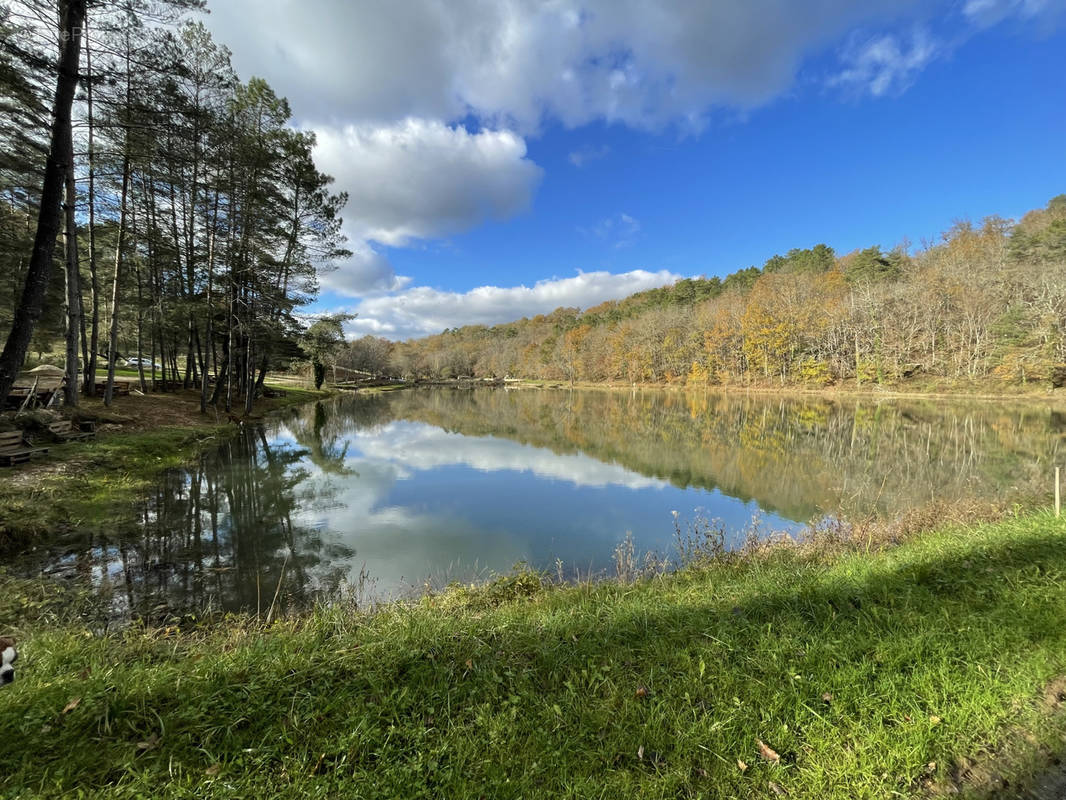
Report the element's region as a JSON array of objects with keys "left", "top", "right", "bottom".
[
  {"left": 737, "top": 759, "right": 748, "bottom": 772},
  {"left": 205, "top": 764, "right": 221, "bottom": 776},
  {"left": 769, "top": 781, "right": 789, "bottom": 796},
  {"left": 61, "top": 697, "right": 81, "bottom": 715},
  {"left": 757, "top": 740, "right": 781, "bottom": 763}
]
